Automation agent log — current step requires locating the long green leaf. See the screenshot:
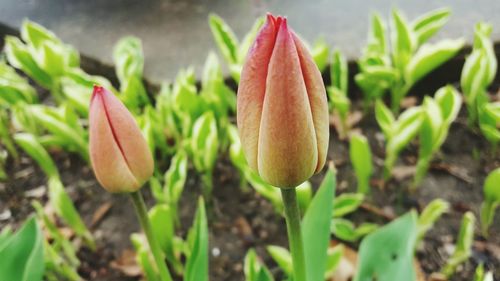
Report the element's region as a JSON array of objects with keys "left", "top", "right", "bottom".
[{"left": 302, "top": 168, "right": 336, "bottom": 281}]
